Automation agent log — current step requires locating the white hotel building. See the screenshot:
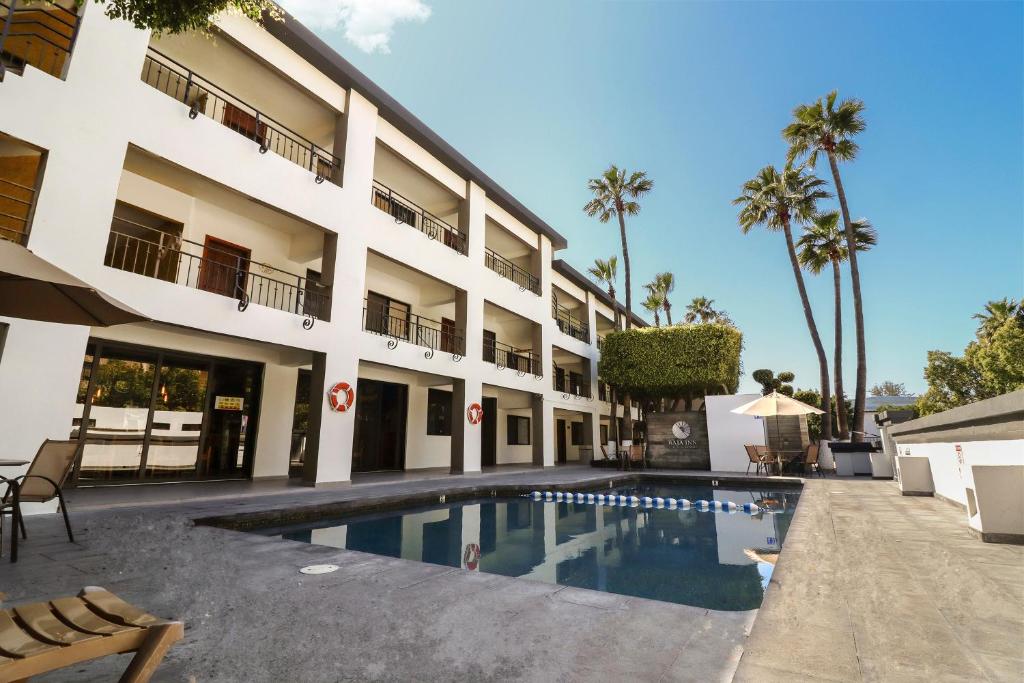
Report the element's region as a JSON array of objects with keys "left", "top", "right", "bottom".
[{"left": 0, "top": 3, "right": 643, "bottom": 490}]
